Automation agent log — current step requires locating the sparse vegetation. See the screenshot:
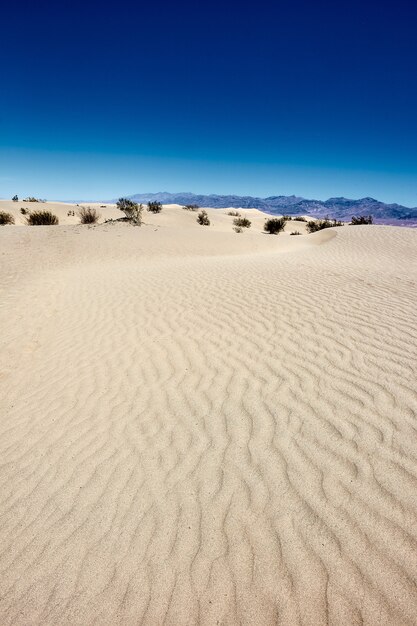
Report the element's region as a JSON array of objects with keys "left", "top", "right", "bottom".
[
  {"left": 20, "top": 207, "right": 28, "bottom": 215},
  {"left": 197, "top": 210, "right": 210, "bottom": 226},
  {"left": 233, "top": 217, "right": 251, "bottom": 229},
  {"left": 147, "top": 201, "right": 162, "bottom": 213},
  {"left": 227, "top": 210, "right": 241, "bottom": 217},
  {"left": 350, "top": 215, "right": 373, "bottom": 225},
  {"left": 306, "top": 217, "right": 343, "bottom": 233},
  {"left": 264, "top": 217, "right": 286, "bottom": 234},
  {"left": 183, "top": 204, "right": 199, "bottom": 211},
  {"left": 0, "top": 211, "right": 15, "bottom": 225},
  {"left": 290, "top": 230, "right": 302, "bottom": 235},
  {"left": 293, "top": 216, "right": 307, "bottom": 222},
  {"left": 282, "top": 215, "right": 292, "bottom": 221},
  {"left": 12, "top": 195, "right": 18, "bottom": 202},
  {"left": 116, "top": 198, "right": 143, "bottom": 225},
  {"left": 25, "top": 210, "right": 59, "bottom": 225},
  {"left": 234, "top": 226, "right": 243, "bottom": 233},
  {"left": 23, "top": 197, "right": 40, "bottom": 202},
  {"left": 78, "top": 206, "right": 101, "bottom": 224}
]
